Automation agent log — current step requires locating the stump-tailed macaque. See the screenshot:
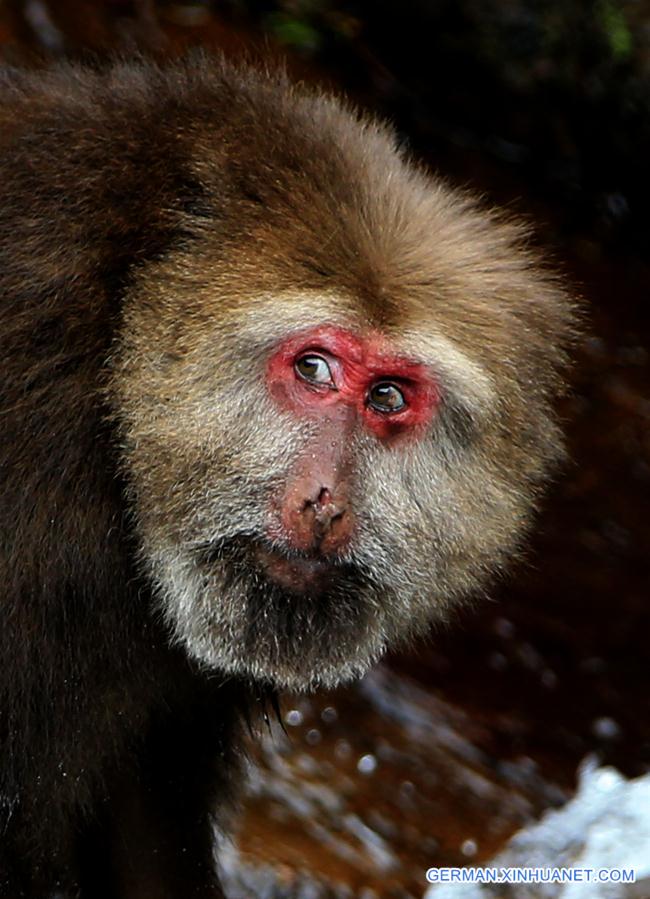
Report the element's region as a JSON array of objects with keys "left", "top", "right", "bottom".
[{"left": 0, "top": 57, "right": 575, "bottom": 897}]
